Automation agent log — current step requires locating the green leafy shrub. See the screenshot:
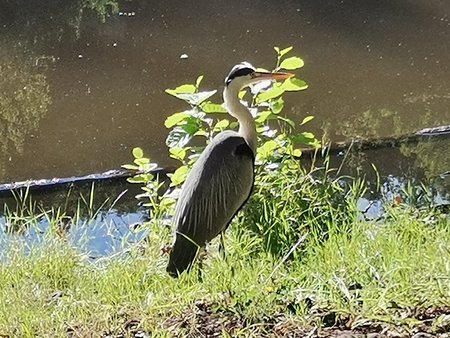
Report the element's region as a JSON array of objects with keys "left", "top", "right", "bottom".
[
  {"left": 122, "top": 147, "right": 175, "bottom": 221},
  {"left": 240, "top": 156, "right": 366, "bottom": 257}
]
